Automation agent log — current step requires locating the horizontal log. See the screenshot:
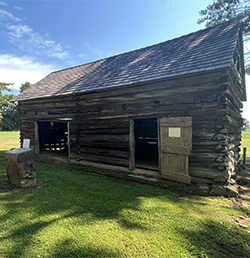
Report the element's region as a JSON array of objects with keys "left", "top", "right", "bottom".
[
  {"left": 78, "top": 134, "right": 128, "bottom": 143},
  {"left": 79, "top": 128, "right": 129, "bottom": 134},
  {"left": 191, "top": 176, "right": 214, "bottom": 184},
  {"left": 19, "top": 100, "right": 226, "bottom": 124},
  {"left": 227, "top": 134, "right": 241, "bottom": 142},
  {"left": 212, "top": 134, "right": 227, "bottom": 141},
  {"left": 75, "top": 141, "right": 129, "bottom": 151},
  {"left": 18, "top": 70, "right": 227, "bottom": 109},
  {"left": 70, "top": 153, "right": 128, "bottom": 167},
  {"left": 190, "top": 161, "right": 229, "bottom": 170},
  {"left": 228, "top": 68, "right": 244, "bottom": 99},
  {"left": 78, "top": 147, "right": 129, "bottom": 159},
  {"left": 189, "top": 167, "right": 230, "bottom": 181},
  {"left": 69, "top": 159, "right": 160, "bottom": 178},
  {"left": 216, "top": 115, "right": 243, "bottom": 127},
  {"left": 190, "top": 155, "right": 228, "bottom": 163},
  {"left": 227, "top": 109, "right": 241, "bottom": 120}
]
